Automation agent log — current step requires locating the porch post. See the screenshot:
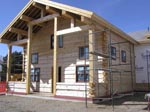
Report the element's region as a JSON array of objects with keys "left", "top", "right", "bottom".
[
  {"left": 26, "top": 24, "right": 32, "bottom": 94},
  {"left": 53, "top": 17, "right": 58, "bottom": 95},
  {"left": 89, "top": 29, "right": 95, "bottom": 97},
  {"left": 6, "top": 45, "right": 12, "bottom": 82}
]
